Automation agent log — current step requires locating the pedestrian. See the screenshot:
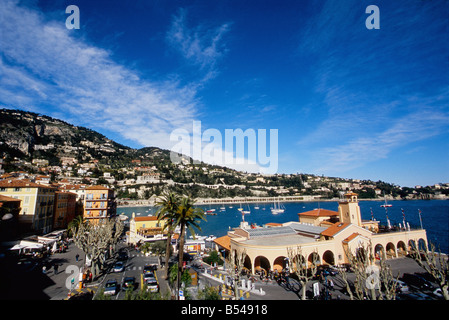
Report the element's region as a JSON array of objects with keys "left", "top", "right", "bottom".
[
  {"left": 76, "top": 254, "right": 79, "bottom": 262},
  {"left": 54, "top": 263, "right": 59, "bottom": 275}
]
